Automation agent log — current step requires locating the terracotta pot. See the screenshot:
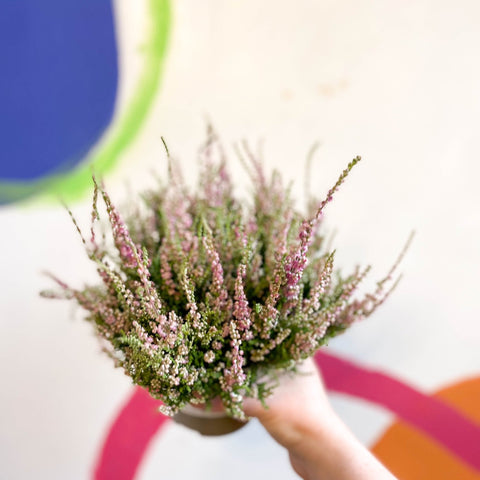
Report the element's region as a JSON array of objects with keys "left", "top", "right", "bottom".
[{"left": 173, "top": 402, "right": 248, "bottom": 436}]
